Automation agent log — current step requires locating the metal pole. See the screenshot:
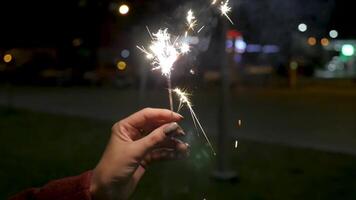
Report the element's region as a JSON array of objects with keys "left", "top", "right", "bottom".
[{"left": 212, "top": 18, "right": 238, "bottom": 181}]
